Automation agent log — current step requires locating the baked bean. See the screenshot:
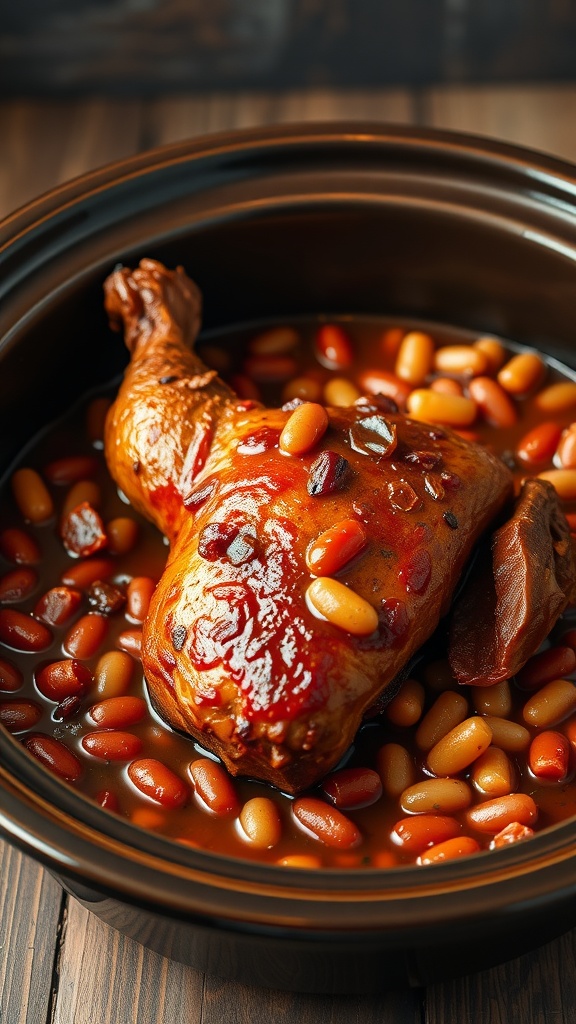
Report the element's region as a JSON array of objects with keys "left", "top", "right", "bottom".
[
  {"left": 116, "top": 629, "right": 143, "bottom": 658},
  {"left": 483, "top": 716, "right": 531, "bottom": 752},
  {"left": 419, "top": 836, "right": 480, "bottom": 865},
  {"left": 306, "top": 577, "right": 378, "bottom": 636},
  {"left": 106, "top": 517, "right": 139, "bottom": 556},
  {"left": 61, "top": 557, "right": 115, "bottom": 589},
  {"left": 0, "top": 527, "right": 41, "bottom": 565},
  {"left": 391, "top": 815, "right": 461, "bottom": 854},
  {"left": 323, "top": 377, "right": 361, "bottom": 407},
  {"left": 83, "top": 730, "right": 143, "bottom": 761},
  {"left": 0, "top": 567, "right": 37, "bottom": 603},
  {"left": 395, "top": 331, "right": 435, "bottom": 386},
  {"left": 86, "top": 397, "right": 111, "bottom": 447},
  {"left": 131, "top": 807, "right": 168, "bottom": 831},
  {"left": 126, "top": 577, "right": 156, "bottom": 623},
  {"left": 470, "top": 747, "right": 516, "bottom": 798},
  {"left": 315, "top": 324, "right": 354, "bottom": 370},
  {"left": 277, "top": 854, "right": 322, "bottom": 869},
  {"left": 497, "top": 352, "right": 546, "bottom": 396},
  {"left": 380, "top": 326, "right": 405, "bottom": 360},
  {"left": 537, "top": 468, "right": 576, "bottom": 501},
  {"left": 516, "top": 421, "right": 563, "bottom": 465},
  {"left": 415, "top": 690, "right": 469, "bottom": 751},
  {"left": 516, "top": 645, "right": 576, "bottom": 691},
  {"left": 434, "top": 344, "right": 488, "bottom": 377},
  {"left": 471, "top": 679, "right": 512, "bottom": 718},
  {"left": 249, "top": 325, "right": 300, "bottom": 356},
  {"left": 11, "top": 468, "right": 54, "bottom": 523},
  {"left": 555, "top": 425, "right": 576, "bottom": 469},
  {"left": 36, "top": 659, "right": 92, "bottom": 702},
  {"left": 385, "top": 678, "right": 425, "bottom": 728},
  {"left": 279, "top": 402, "right": 329, "bottom": 456},
  {"left": 292, "top": 796, "right": 360, "bottom": 849},
  {"left": 376, "top": 742, "right": 416, "bottom": 799},
  {"left": 529, "top": 730, "right": 570, "bottom": 781},
  {"left": 467, "top": 376, "right": 517, "bottom": 428},
  {"left": 243, "top": 354, "right": 298, "bottom": 383},
  {"left": 305, "top": 519, "right": 367, "bottom": 577},
  {"left": 490, "top": 822, "right": 535, "bottom": 848},
  {"left": 88, "top": 695, "right": 146, "bottom": 728},
  {"left": 0, "top": 699, "right": 43, "bottom": 732},
  {"left": 465, "top": 794, "right": 538, "bottom": 834},
  {"left": 535, "top": 380, "right": 576, "bottom": 414},
  {"left": 0, "top": 656, "right": 23, "bottom": 692},
  {"left": 356, "top": 369, "right": 412, "bottom": 409},
  {"left": 427, "top": 716, "right": 493, "bottom": 776},
  {"left": 430, "top": 377, "right": 464, "bottom": 397},
  {"left": 63, "top": 614, "right": 108, "bottom": 659},
  {"left": 322, "top": 767, "right": 382, "bottom": 809},
  {"left": 24, "top": 733, "right": 82, "bottom": 781},
  {"left": 473, "top": 336, "right": 507, "bottom": 372},
  {"left": 281, "top": 376, "right": 322, "bottom": 404},
  {"left": 406, "top": 389, "right": 477, "bottom": 427},
  {"left": 44, "top": 455, "right": 99, "bottom": 486},
  {"left": 239, "top": 797, "right": 282, "bottom": 849},
  {"left": 62, "top": 480, "right": 102, "bottom": 518},
  {"left": 522, "top": 679, "right": 576, "bottom": 728},
  {"left": 94, "top": 650, "right": 134, "bottom": 699},
  {"left": 560, "top": 628, "right": 576, "bottom": 652},
  {"left": 34, "top": 585, "right": 82, "bottom": 626},
  {"left": 189, "top": 757, "right": 240, "bottom": 816},
  {"left": 128, "top": 758, "right": 188, "bottom": 808},
  {"left": 400, "top": 778, "right": 472, "bottom": 815},
  {"left": 0, "top": 609, "right": 53, "bottom": 652}
]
